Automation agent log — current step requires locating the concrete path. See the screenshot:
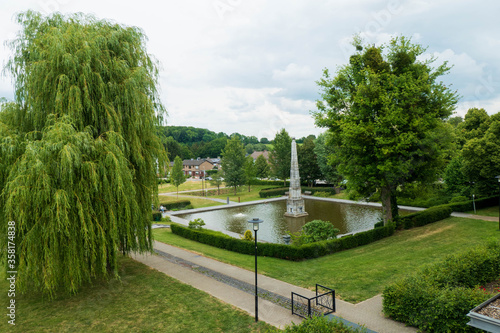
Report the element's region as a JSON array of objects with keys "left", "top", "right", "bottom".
[{"left": 132, "top": 241, "right": 417, "bottom": 332}]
